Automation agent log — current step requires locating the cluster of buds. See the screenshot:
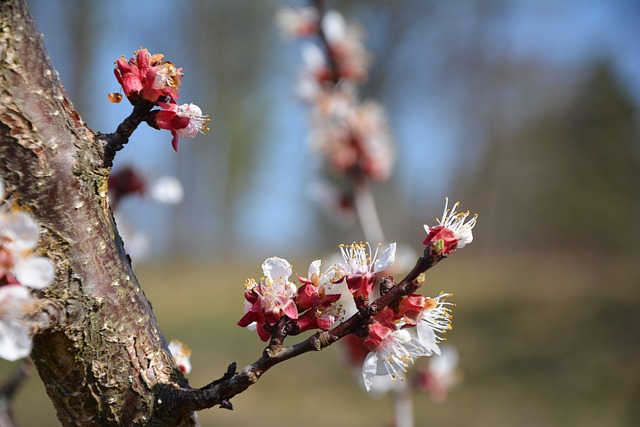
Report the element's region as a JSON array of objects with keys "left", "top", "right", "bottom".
[
  {"left": 237, "top": 256, "right": 345, "bottom": 341},
  {"left": 0, "top": 179, "right": 55, "bottom": 361},
  {"left": 239, "top": 199, "right": 476, "bottom": 392},
  {"left": 112, "top": 48, "right": 210, "bottom": 151},
  {"left": 276, "top": 6, "right": 395, "bottom": 218}
]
